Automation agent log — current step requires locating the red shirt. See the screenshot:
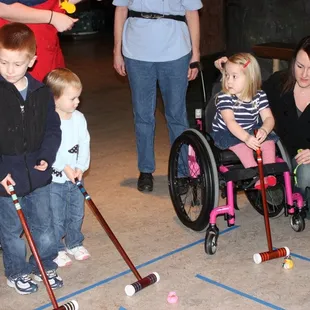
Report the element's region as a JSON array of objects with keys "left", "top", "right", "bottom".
[{"left": 0, "top": 0, "right": 66, "bottom": 81}]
